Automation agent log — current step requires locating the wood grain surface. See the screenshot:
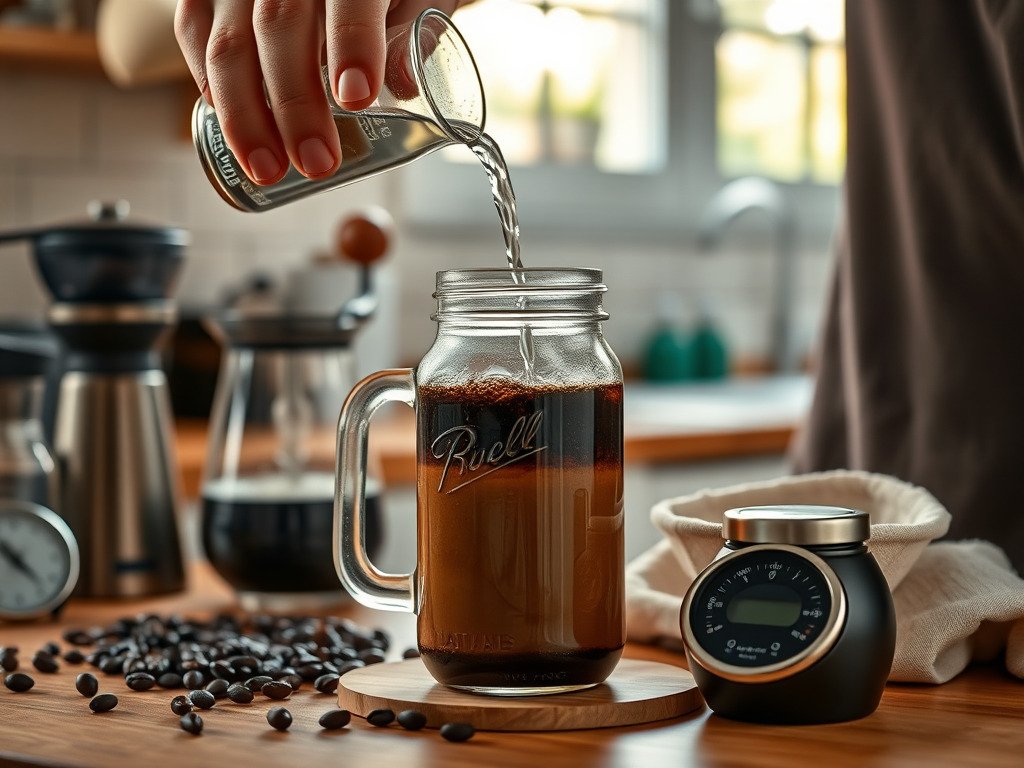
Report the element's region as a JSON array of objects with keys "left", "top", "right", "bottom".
[
  {"left": 1, "top": 563, "right": 1023, "bottom": 768},
  {"left": 337, "top": 658, "right": 702, "bottom": 731}
]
